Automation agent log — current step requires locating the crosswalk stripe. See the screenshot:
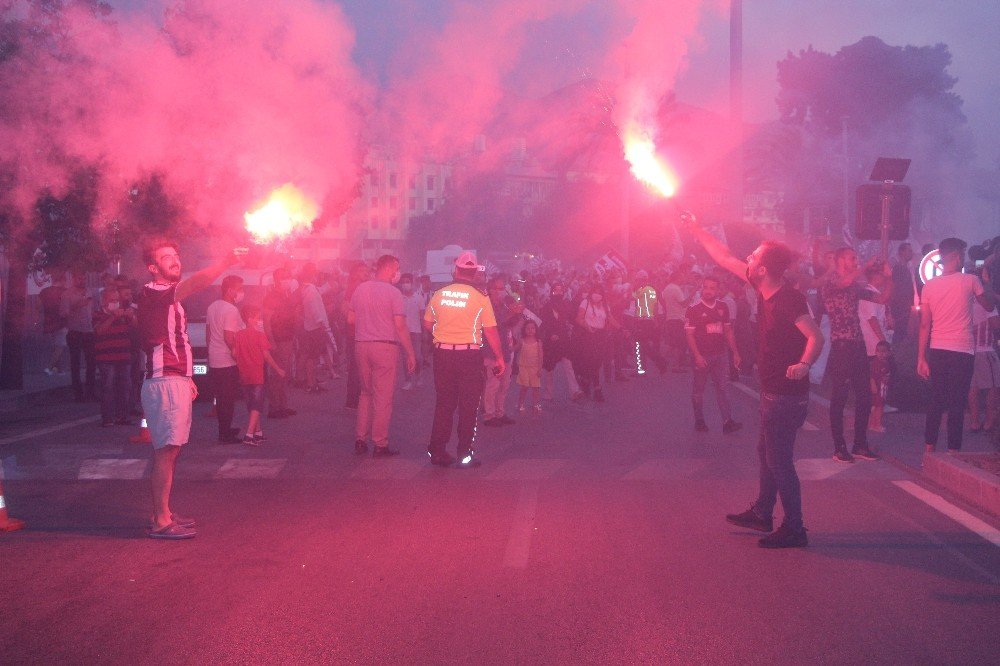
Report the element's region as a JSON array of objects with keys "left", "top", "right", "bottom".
[
  {"left": 351, "top": 459, "right": 423, "bottom": 480},
  {"left": 488, "top": 459, "right": 567, "bottom": 481},
  {"left": 214, "top": 458, "right": 287, "bottom": 479},
  {"left": 78, "top": 459, "right": 148, "bottom": 480}
]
